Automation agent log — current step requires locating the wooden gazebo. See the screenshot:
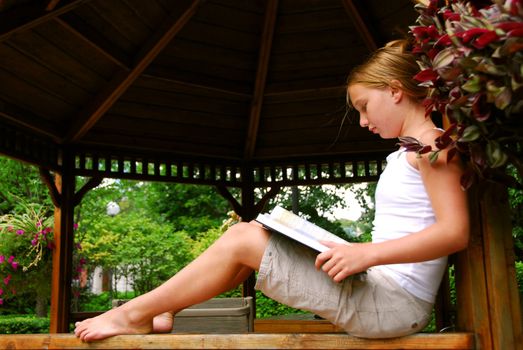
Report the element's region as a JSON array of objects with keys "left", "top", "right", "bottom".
[{"left": 0, "top": 0, "right": 521, "bottom": 349}]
